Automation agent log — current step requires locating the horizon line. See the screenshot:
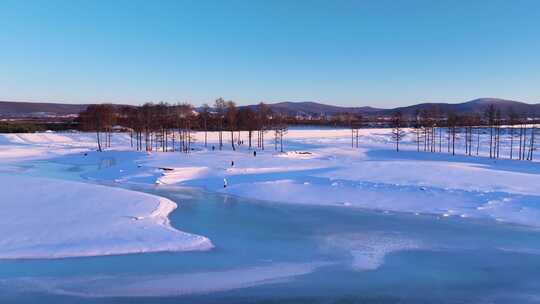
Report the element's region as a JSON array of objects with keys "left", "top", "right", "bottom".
[{"left": 1, "top": 97, "right": 540, "bottom": 109}]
